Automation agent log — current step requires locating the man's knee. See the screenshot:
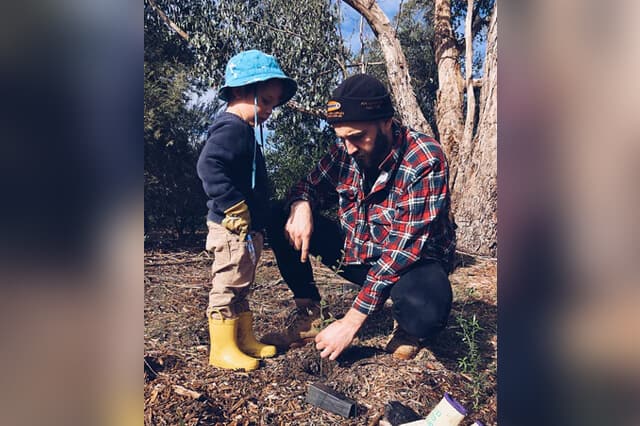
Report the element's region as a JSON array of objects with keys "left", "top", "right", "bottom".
[
  {"left": 393, "top": 295, "right": 450, "bottom": 338},
  {"left": 390, "top": 263, "right": 452, "bottom": 338}
]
